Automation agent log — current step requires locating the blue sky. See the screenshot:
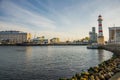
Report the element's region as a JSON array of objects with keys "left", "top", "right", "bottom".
[{"left": 0, "top": 0, "right": 120, "bottom": 41}]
